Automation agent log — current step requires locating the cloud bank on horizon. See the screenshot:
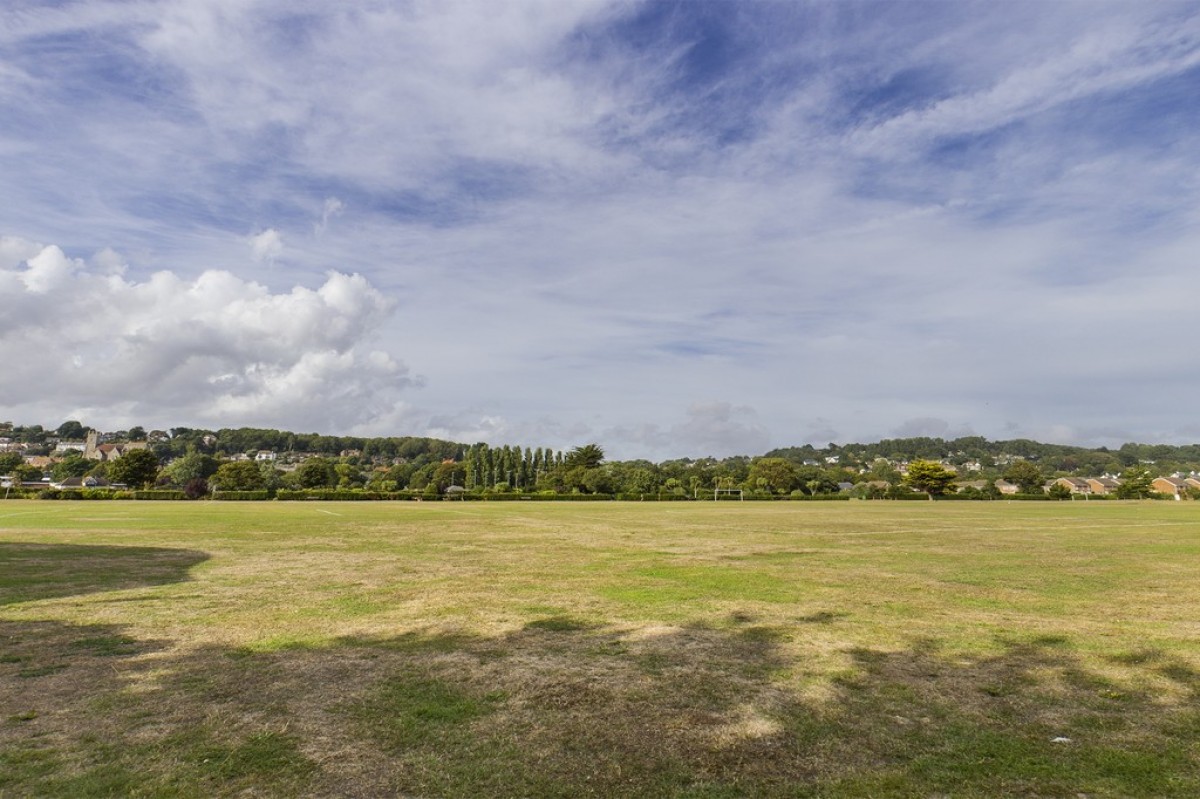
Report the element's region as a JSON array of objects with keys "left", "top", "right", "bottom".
[{"left": 2, "top": 1, "right": 1198, "bottom": 459}]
